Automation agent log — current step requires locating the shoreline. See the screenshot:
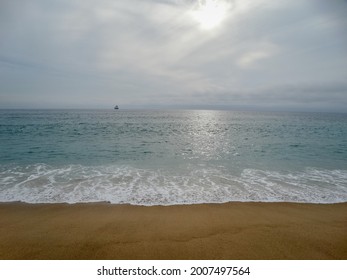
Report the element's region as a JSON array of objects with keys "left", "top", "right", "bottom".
[{"left": 0, "top": 201, "right": 346, "bottom": 260}]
